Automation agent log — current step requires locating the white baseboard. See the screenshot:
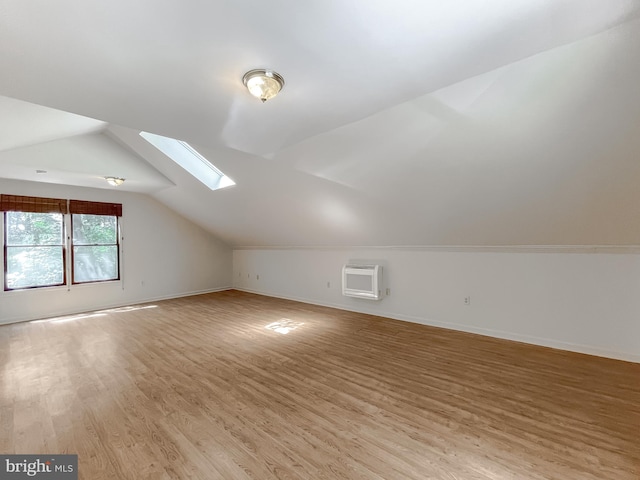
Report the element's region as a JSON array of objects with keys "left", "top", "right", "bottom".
[{"left": 234, "top": 287, "right": 640, "bottom": 364}]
